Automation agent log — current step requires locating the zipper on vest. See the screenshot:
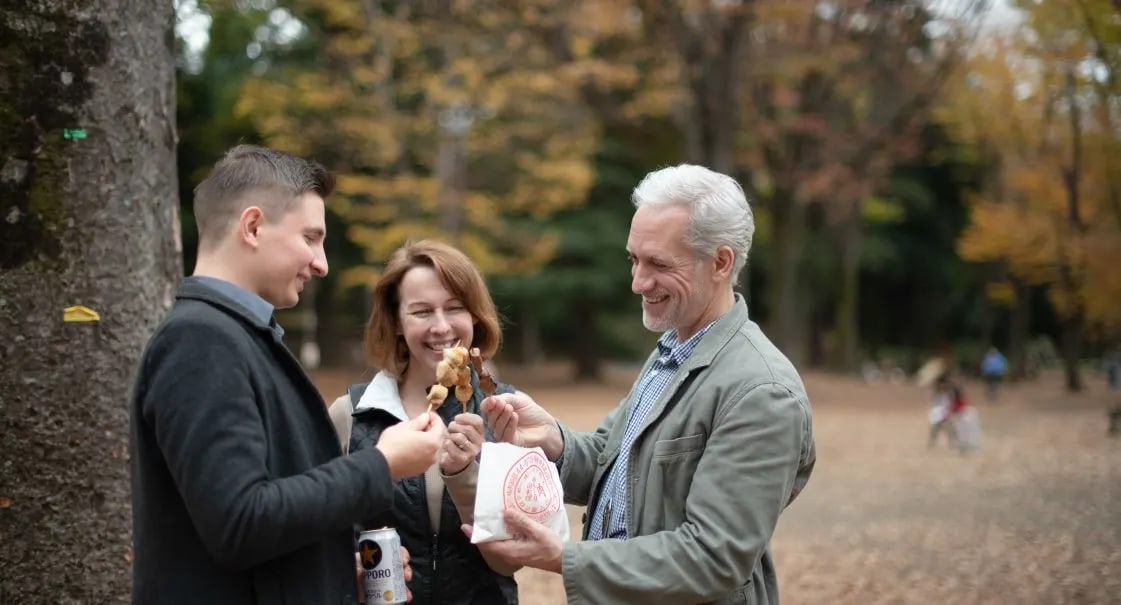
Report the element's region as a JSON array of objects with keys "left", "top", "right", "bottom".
[
  {"left": 430, "top": 532, "right": 438, "bottom": 572},
  {"left": 429, "top": 532, "right": 439, "bottom": 605}
]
